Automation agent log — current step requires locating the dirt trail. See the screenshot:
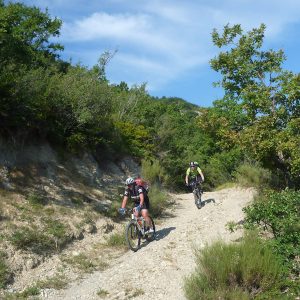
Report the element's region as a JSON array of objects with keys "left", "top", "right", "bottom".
[{"left": 43, "top": 187, "right": 255, "bottom": 300}]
